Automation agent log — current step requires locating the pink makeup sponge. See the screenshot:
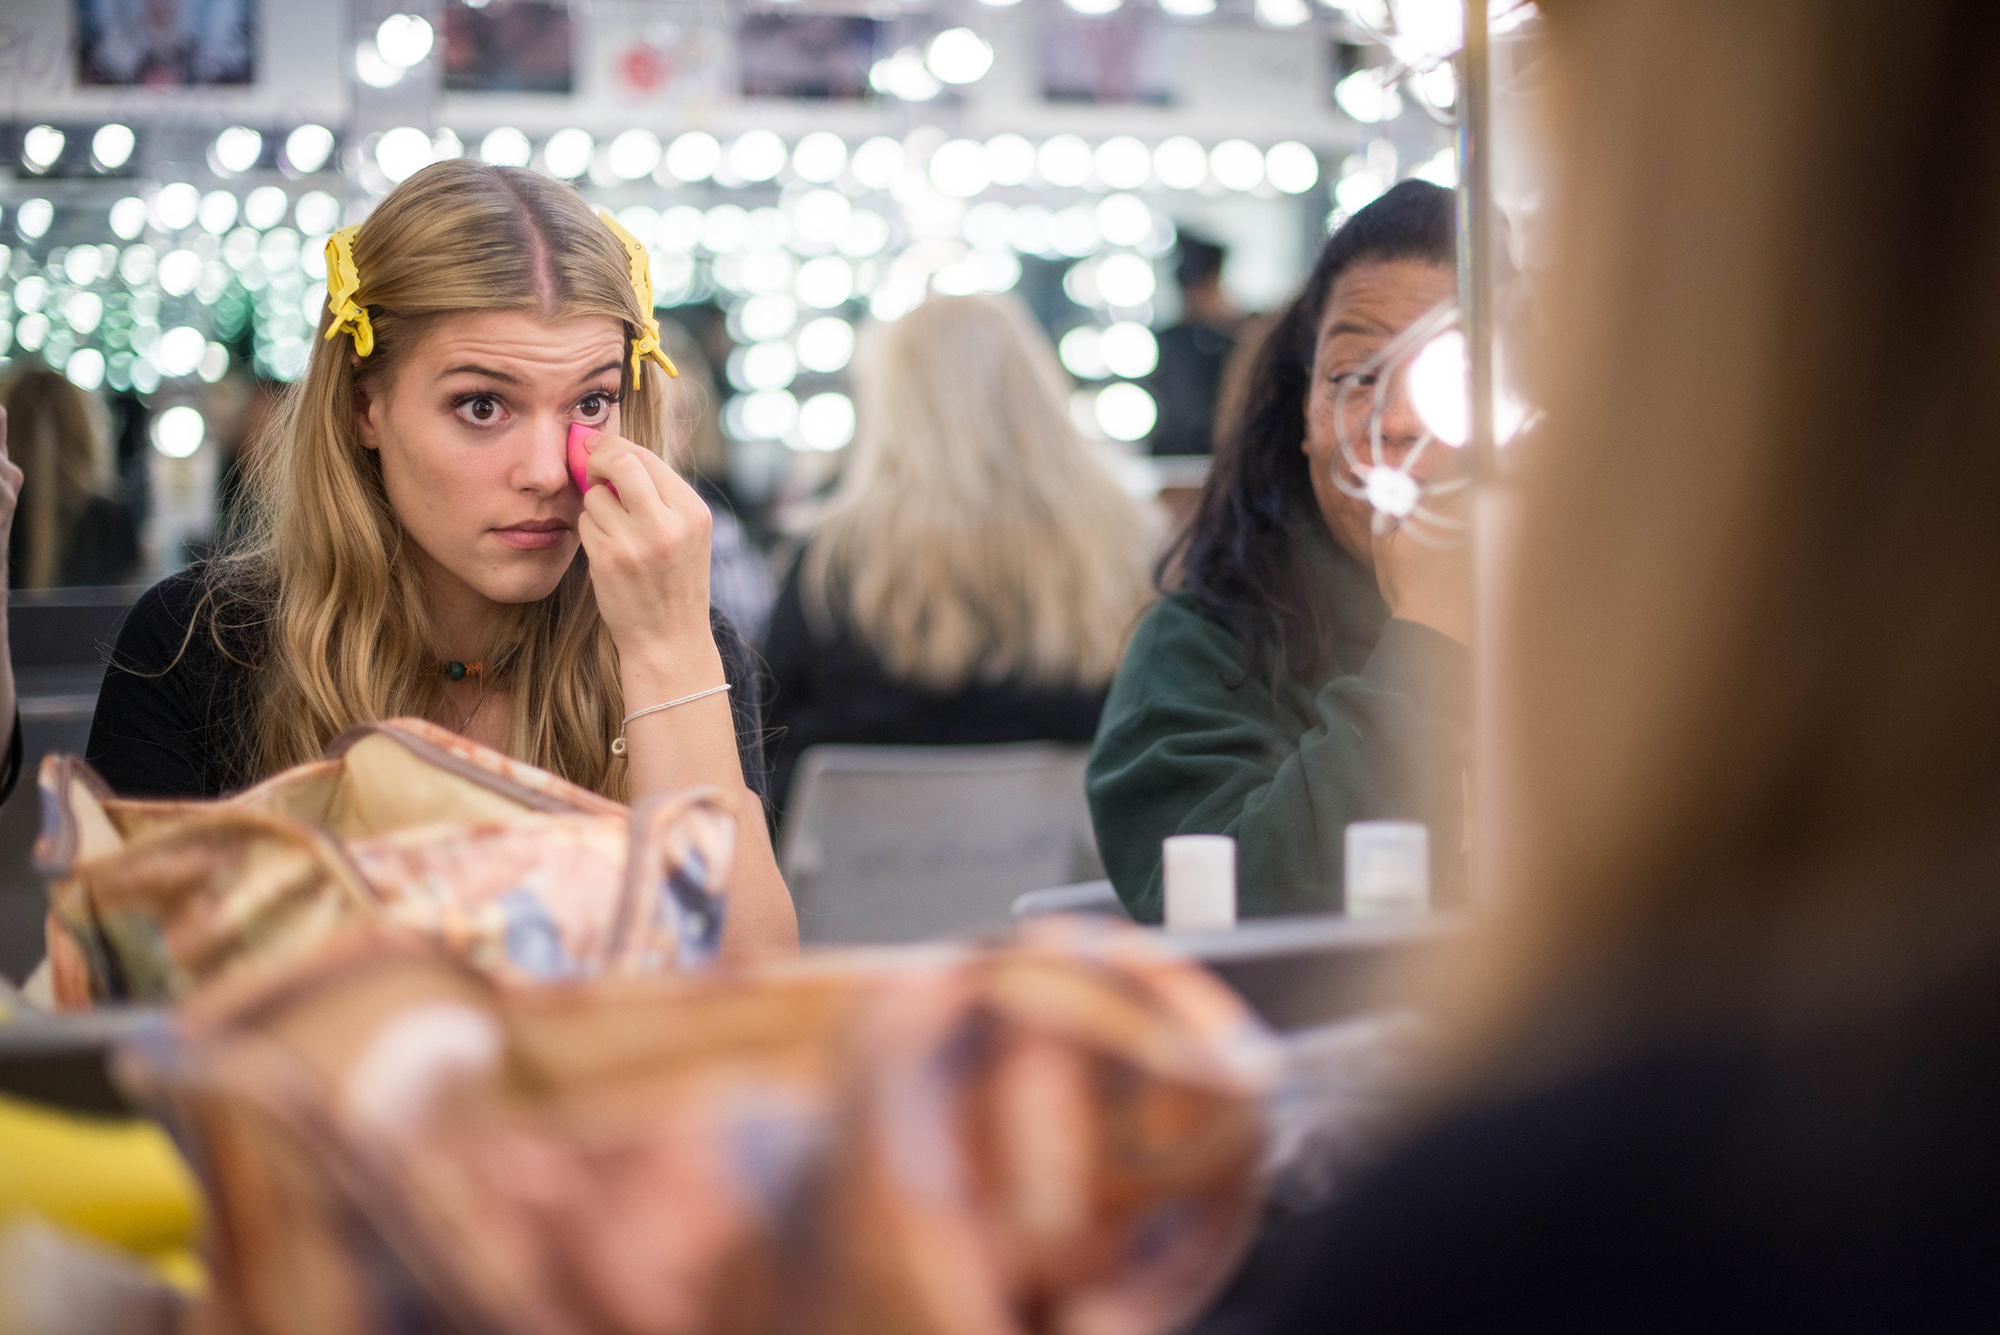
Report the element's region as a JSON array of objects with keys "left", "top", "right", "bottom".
[{"left": 567, "top": 423, "right": 610, "bottom": 496}]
